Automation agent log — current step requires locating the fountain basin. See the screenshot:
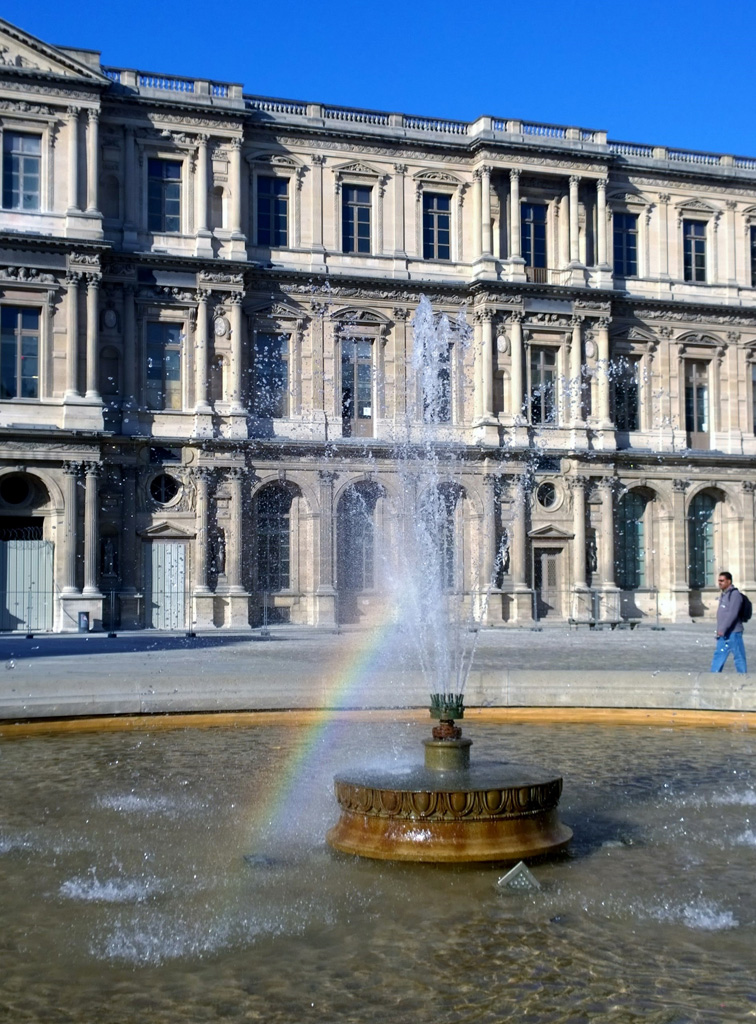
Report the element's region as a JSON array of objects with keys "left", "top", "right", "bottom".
[{"left": 327, "top": 761, "right": 572, "bottom": 862}]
